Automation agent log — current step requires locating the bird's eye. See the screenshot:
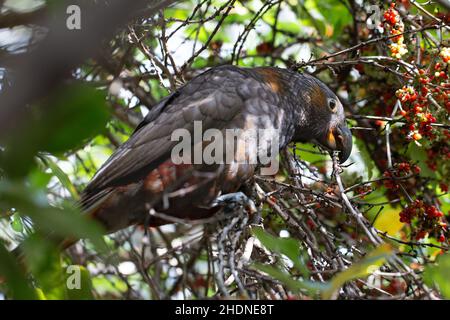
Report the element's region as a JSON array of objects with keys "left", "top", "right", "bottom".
[{"left": 328, "top": 99, "right": 338, "bottom": 112}]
